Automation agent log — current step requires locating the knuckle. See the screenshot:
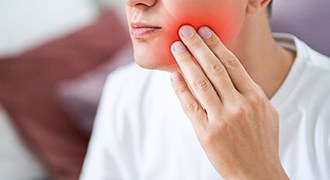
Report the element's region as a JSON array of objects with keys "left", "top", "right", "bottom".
[
  {"left": 247, "top": 90, "right": 267, "bottom": 107},
  {"left": 200, "top": 129, "right": 219, "bottom": 146},
  {"left": 175, "top": 85, "right": 187, "bottom": 95},
  {"left": 208, "top": 38, "right": 221, "bottom": 50},
  {"left": 194, "top": 79, "right": 210, "bottom": 90},
  {"left": 202, "top": 133, "right": 216, "bottom": 146},
  {"left": 201, "top": 122, "right": 228, "bottom": 145},
  {"left": 208, "top": 63, "right": 225, "bottom": 76},
  {"left": 195, "top": 124, "right": 208, "bottom": 139},
  {"left": 228, "top": 102, "right": 248, "bottom": 120},
  {"left": 184, "top": 101, "right": 200, "bottom": 113},
  {"left": 216, "top": 121, "right": 229, "bottom": 133},
  {"left": 224, "top": 55, "right": 239, "bottom": 70},
  {"left": 254, "top": 84, "right": 264, "bottom": 93}
]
